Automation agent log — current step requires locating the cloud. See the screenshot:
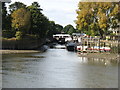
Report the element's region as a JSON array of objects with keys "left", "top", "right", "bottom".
[{"left": 10, "top": 0, "right": 79, "bottom": 27}]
